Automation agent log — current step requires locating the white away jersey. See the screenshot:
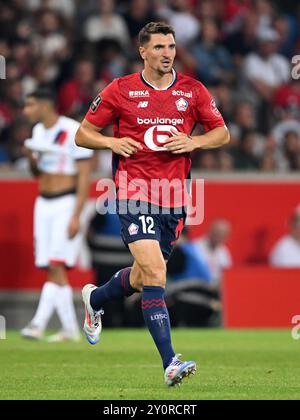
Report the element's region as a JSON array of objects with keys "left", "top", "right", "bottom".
[{"left": 25, "top": 116, "right": 93, "bottom": 175}]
